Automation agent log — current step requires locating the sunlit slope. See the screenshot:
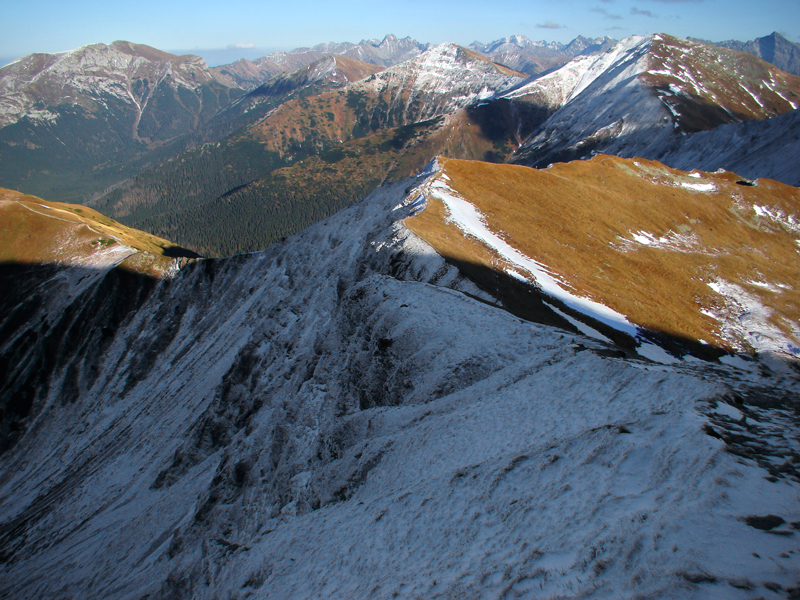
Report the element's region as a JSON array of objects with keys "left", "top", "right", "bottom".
[
  {"left": 405, "top": 156, "right": 800, "bottom": 356},
  {"left": 644, "top": 34, "right": 800, "bottom": 132},
  {"left": 0, "top": 188, "right": 197, "bottom": 278},
  {"left": 93, "top": 46, "right": 536, "bottom": 256},
  {"left": 510, "top": 34, "right": 800, "bottom": 169}
]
